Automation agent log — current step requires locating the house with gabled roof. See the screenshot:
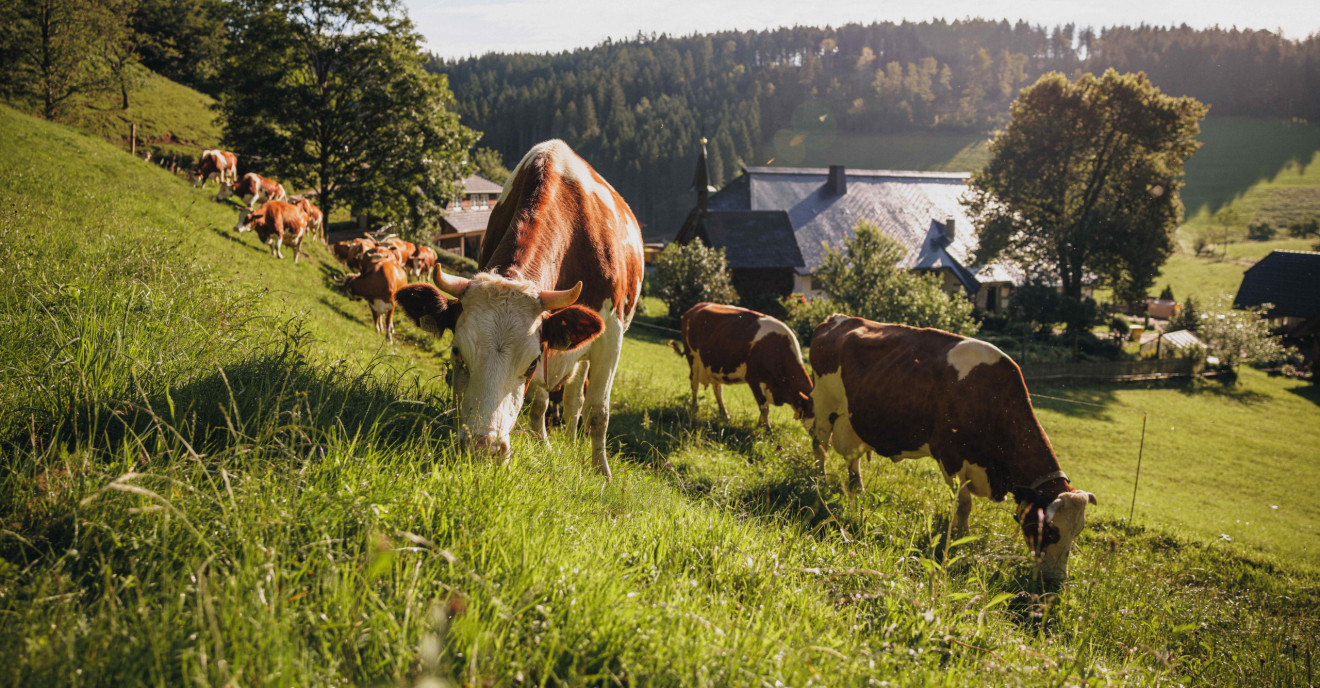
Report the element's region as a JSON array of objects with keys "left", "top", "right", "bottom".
[
  {"left": 673, "top": 141, "right": 1022, "bottom": 313},
  {"left": 435, "top": 174, "right": 504, "bottom": 258},
  {"left": 1234, "top": 250, "right": 1320, "bottom": 332}
]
